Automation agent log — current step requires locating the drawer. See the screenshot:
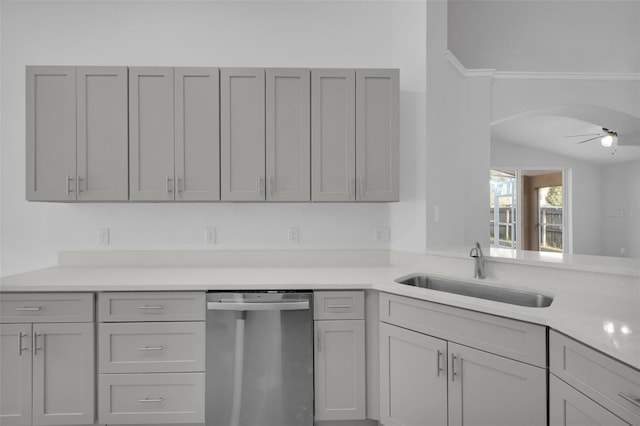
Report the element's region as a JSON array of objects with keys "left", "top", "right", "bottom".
[
  {"left": 314, "top": 291, "right": 365, "bottom": 320},
  {"left": 379, "top": 292, "right": 546, "bottom": 367},
  {"left": 0, "top": 293, "right": 93, "bottom": 323},
  {"left": 550, "top": 330, "right": 640, "bottom": 425},
  {"left": 98, "top": 372, "right": 205, "bottom": 425},
  {"left": 99, "top": 322, "right": 205, "bottom": 373},
  {"left": 98, "top": 292, "right": 205, "bottom": 322}
]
